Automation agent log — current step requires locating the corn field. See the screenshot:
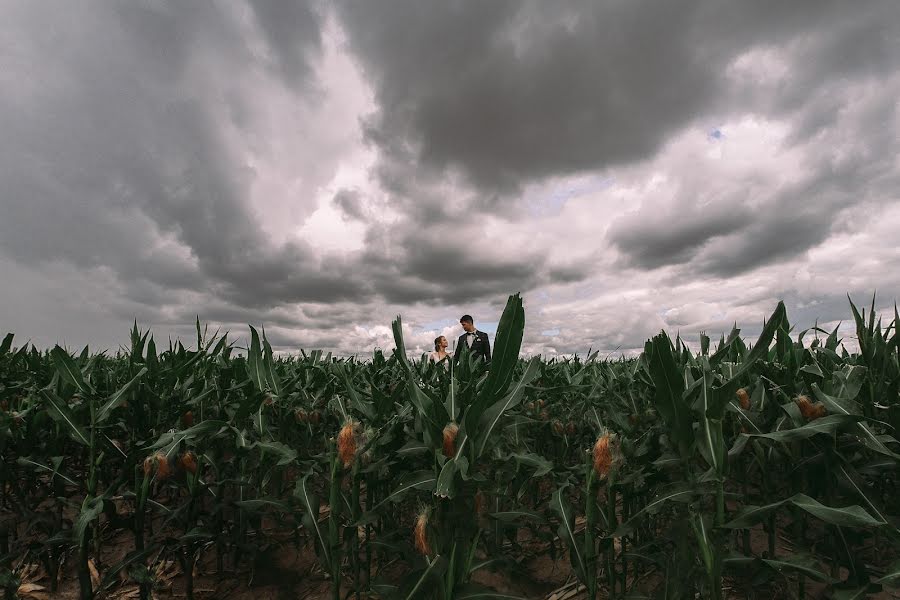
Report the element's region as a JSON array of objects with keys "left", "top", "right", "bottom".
[{"left": 1, "top": 294, "right": 899, "bottom": 599}]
